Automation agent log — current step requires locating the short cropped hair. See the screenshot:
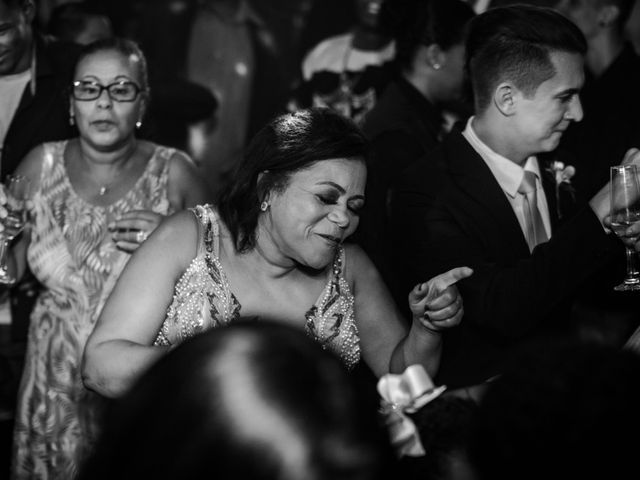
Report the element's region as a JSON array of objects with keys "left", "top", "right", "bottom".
[
  {"left": 217, "top": 108, "right": 369, "bottom": 253},
  {"left": 74, "top": 37, "right": 149, "bottom": 93},
  {"left": 466, "top": 5, "right": 587, "bottom": 112}
]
